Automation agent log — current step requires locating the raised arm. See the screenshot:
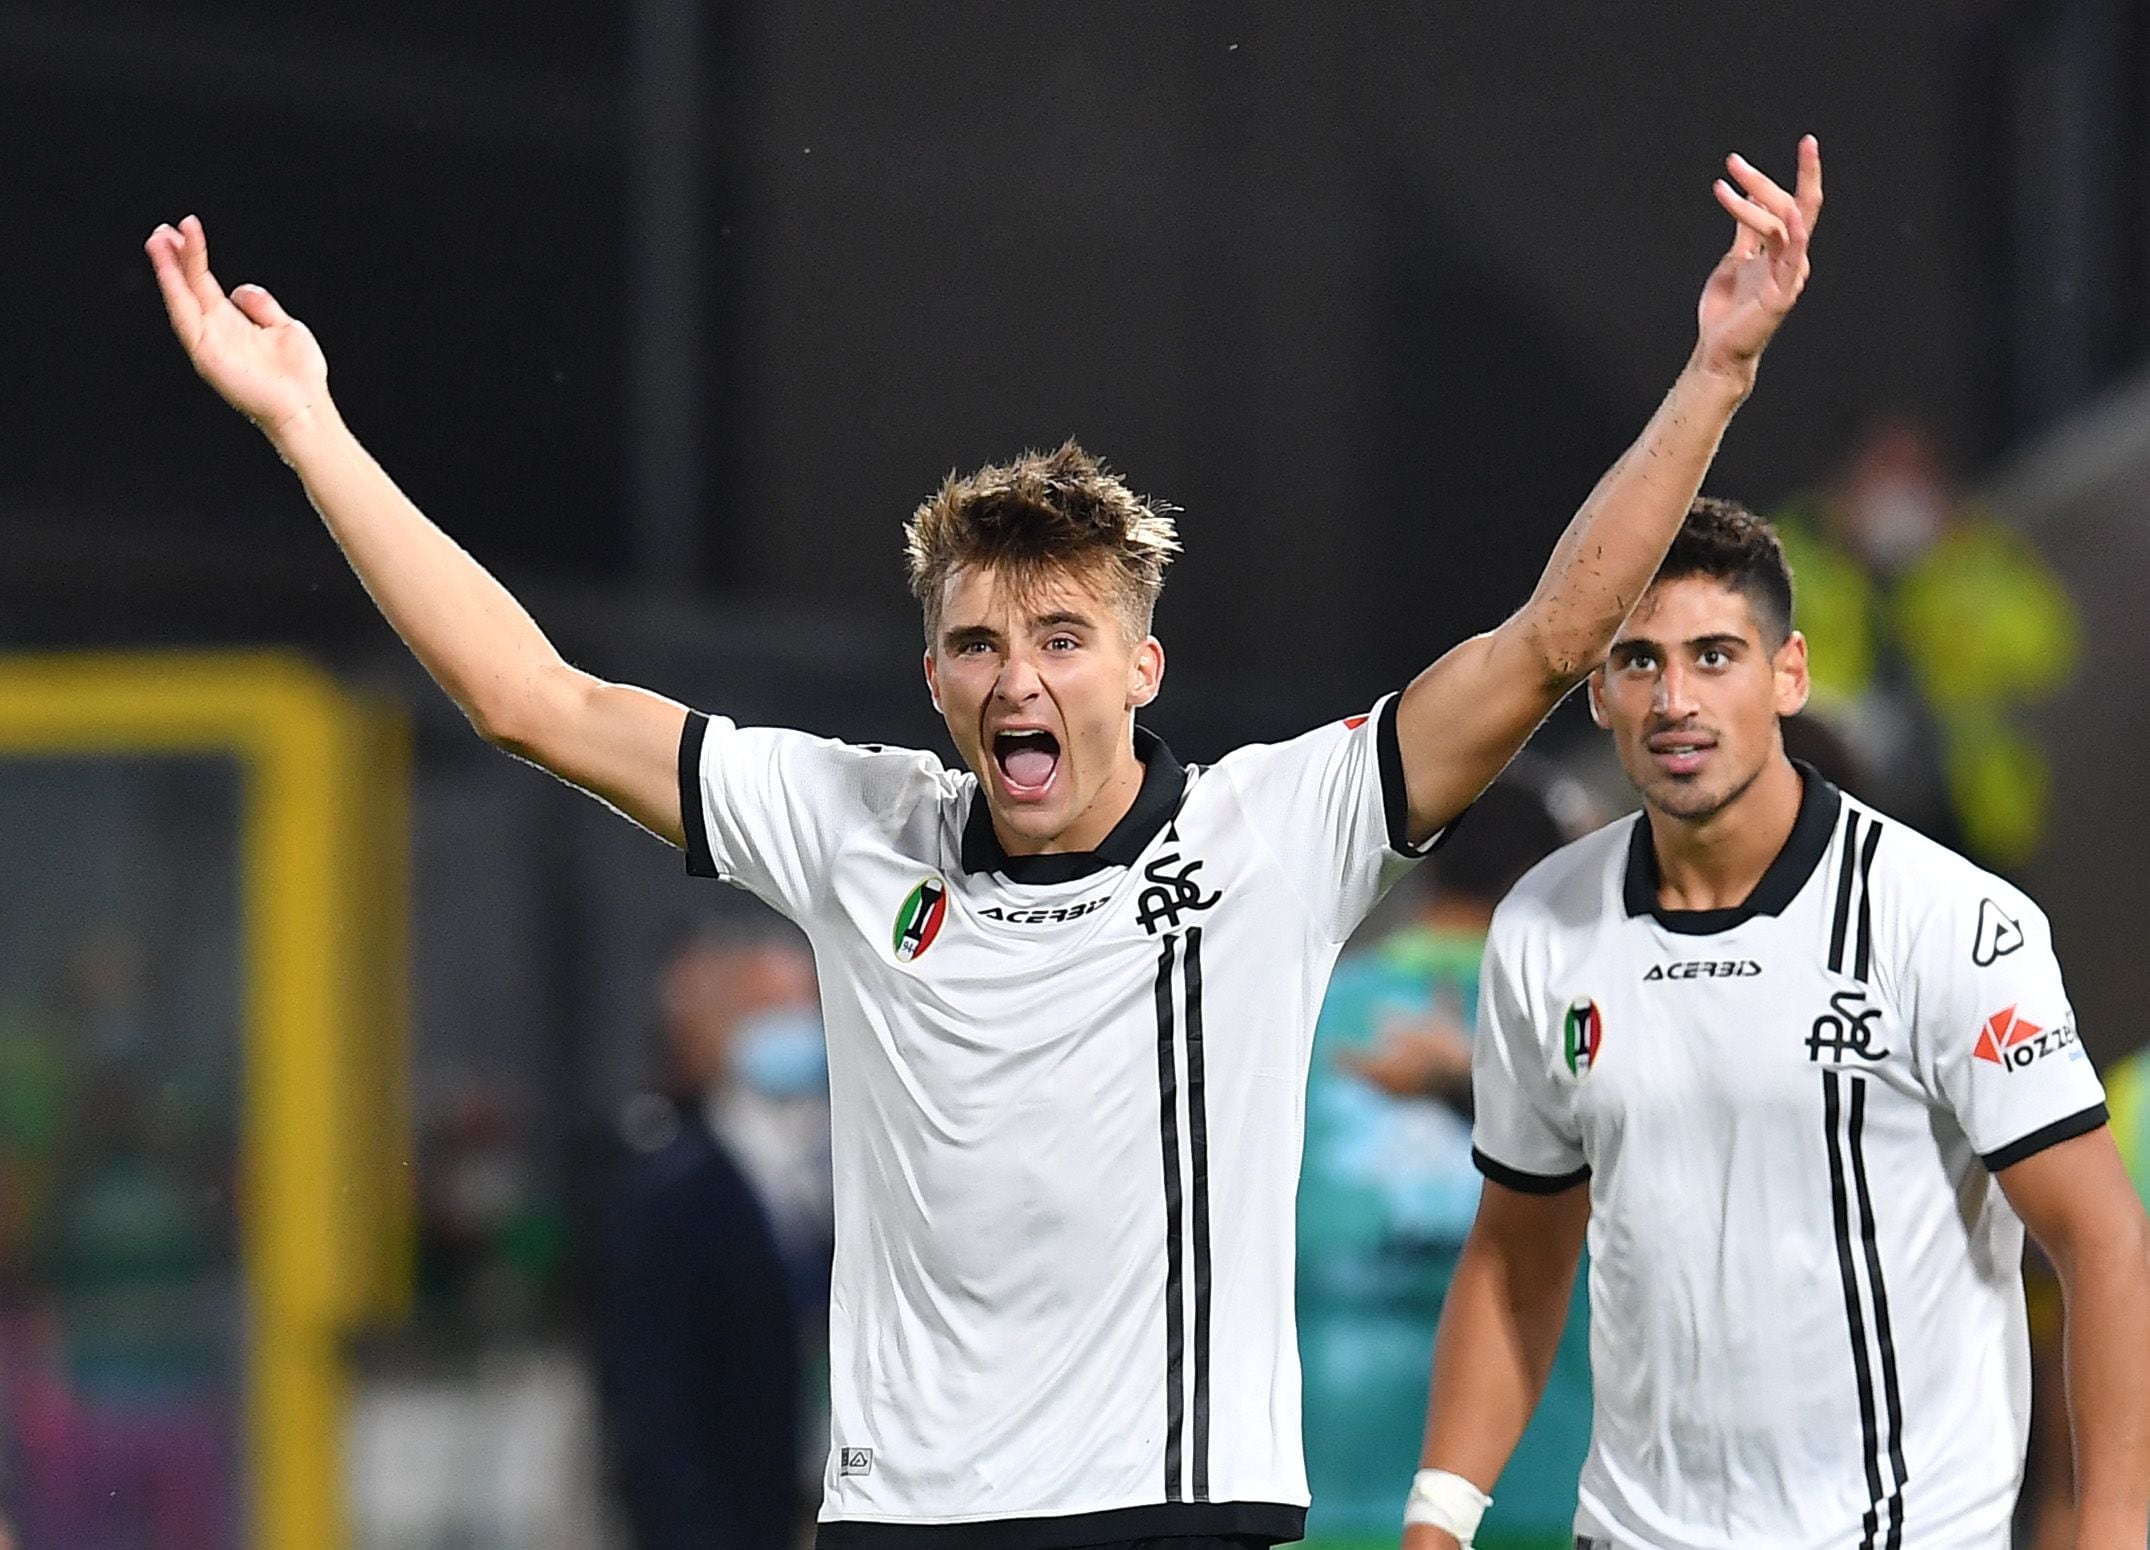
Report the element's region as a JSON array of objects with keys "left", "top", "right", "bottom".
[
  {"left": 145, "top": 216, "right": 688, "bottom": 845},
  {"left": 1393, "top": 137, "right": 1822, "bottom": 844},
  {"left": 1998, "top": 1129, "right": 2150, "bottom": 1550}
]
